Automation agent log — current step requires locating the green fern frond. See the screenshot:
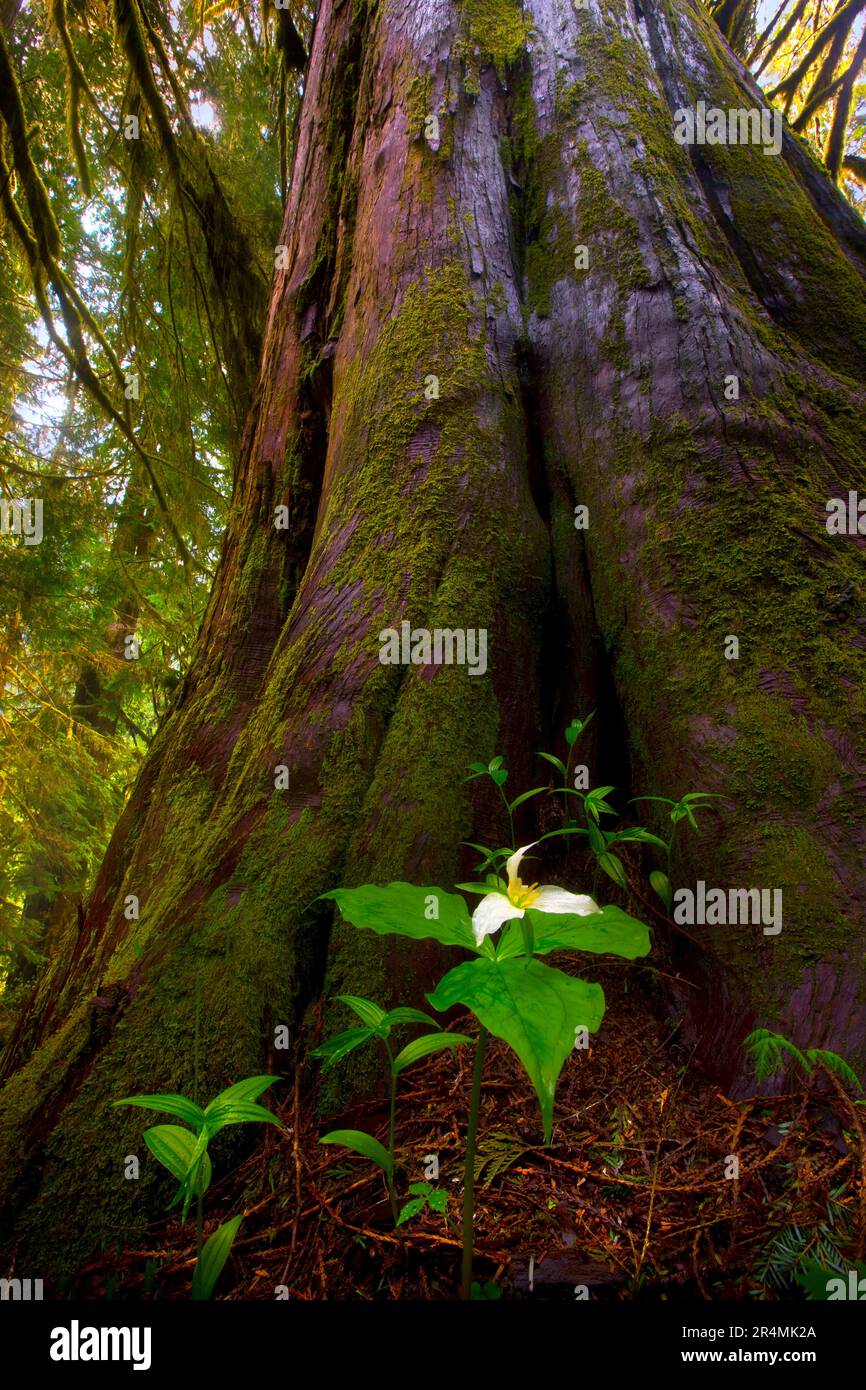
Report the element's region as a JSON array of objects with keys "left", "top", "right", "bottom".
[
  {"left": 805, "top": 1048, "right": 863, "bottom": 1093},
  {"left": 743, "top": 1028, "right": 811, "bottom": 1083}
]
